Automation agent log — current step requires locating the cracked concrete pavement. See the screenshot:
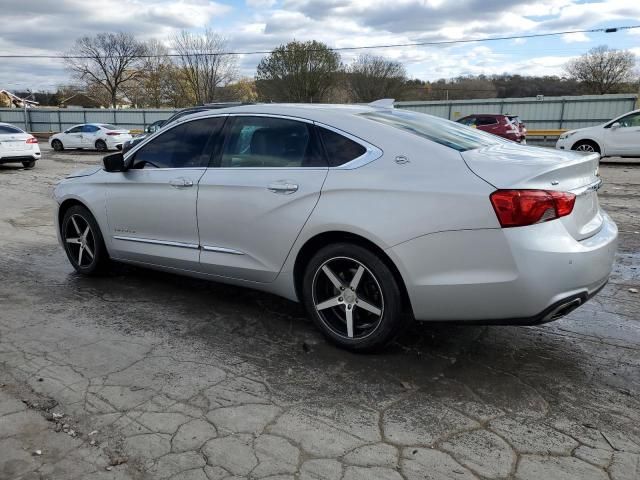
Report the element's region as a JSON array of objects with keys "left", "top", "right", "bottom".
[{"left": 0, "top": 145, "right": 639, "bottom": 480}]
